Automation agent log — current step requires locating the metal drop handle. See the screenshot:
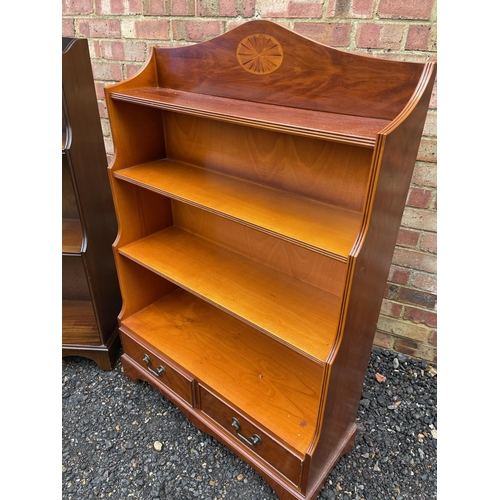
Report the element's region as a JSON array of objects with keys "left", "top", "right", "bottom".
[
  {"left": 231, "top": 418, "right": 262, "bottom": 446},
  {"left": 143, "top": 354, "right": 165, "bottom": 377}
]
